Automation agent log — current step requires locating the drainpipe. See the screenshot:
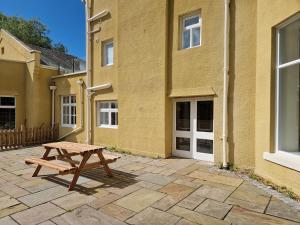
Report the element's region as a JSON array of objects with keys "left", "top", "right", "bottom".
[
  {"left": 58, "top": 79, "right": 84, "bottom": 140},
  {"left": 84, "top": 0, "right": 109, "bottom": 144},
  {"left": 49, "top": 85, "right": 57, "bottom": 128},
  {"left": 84, "top": 0, "right": 92, "bottom": 144},
  {"left": 222, "top": 0, "right": 230, "bottom": 169}
]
